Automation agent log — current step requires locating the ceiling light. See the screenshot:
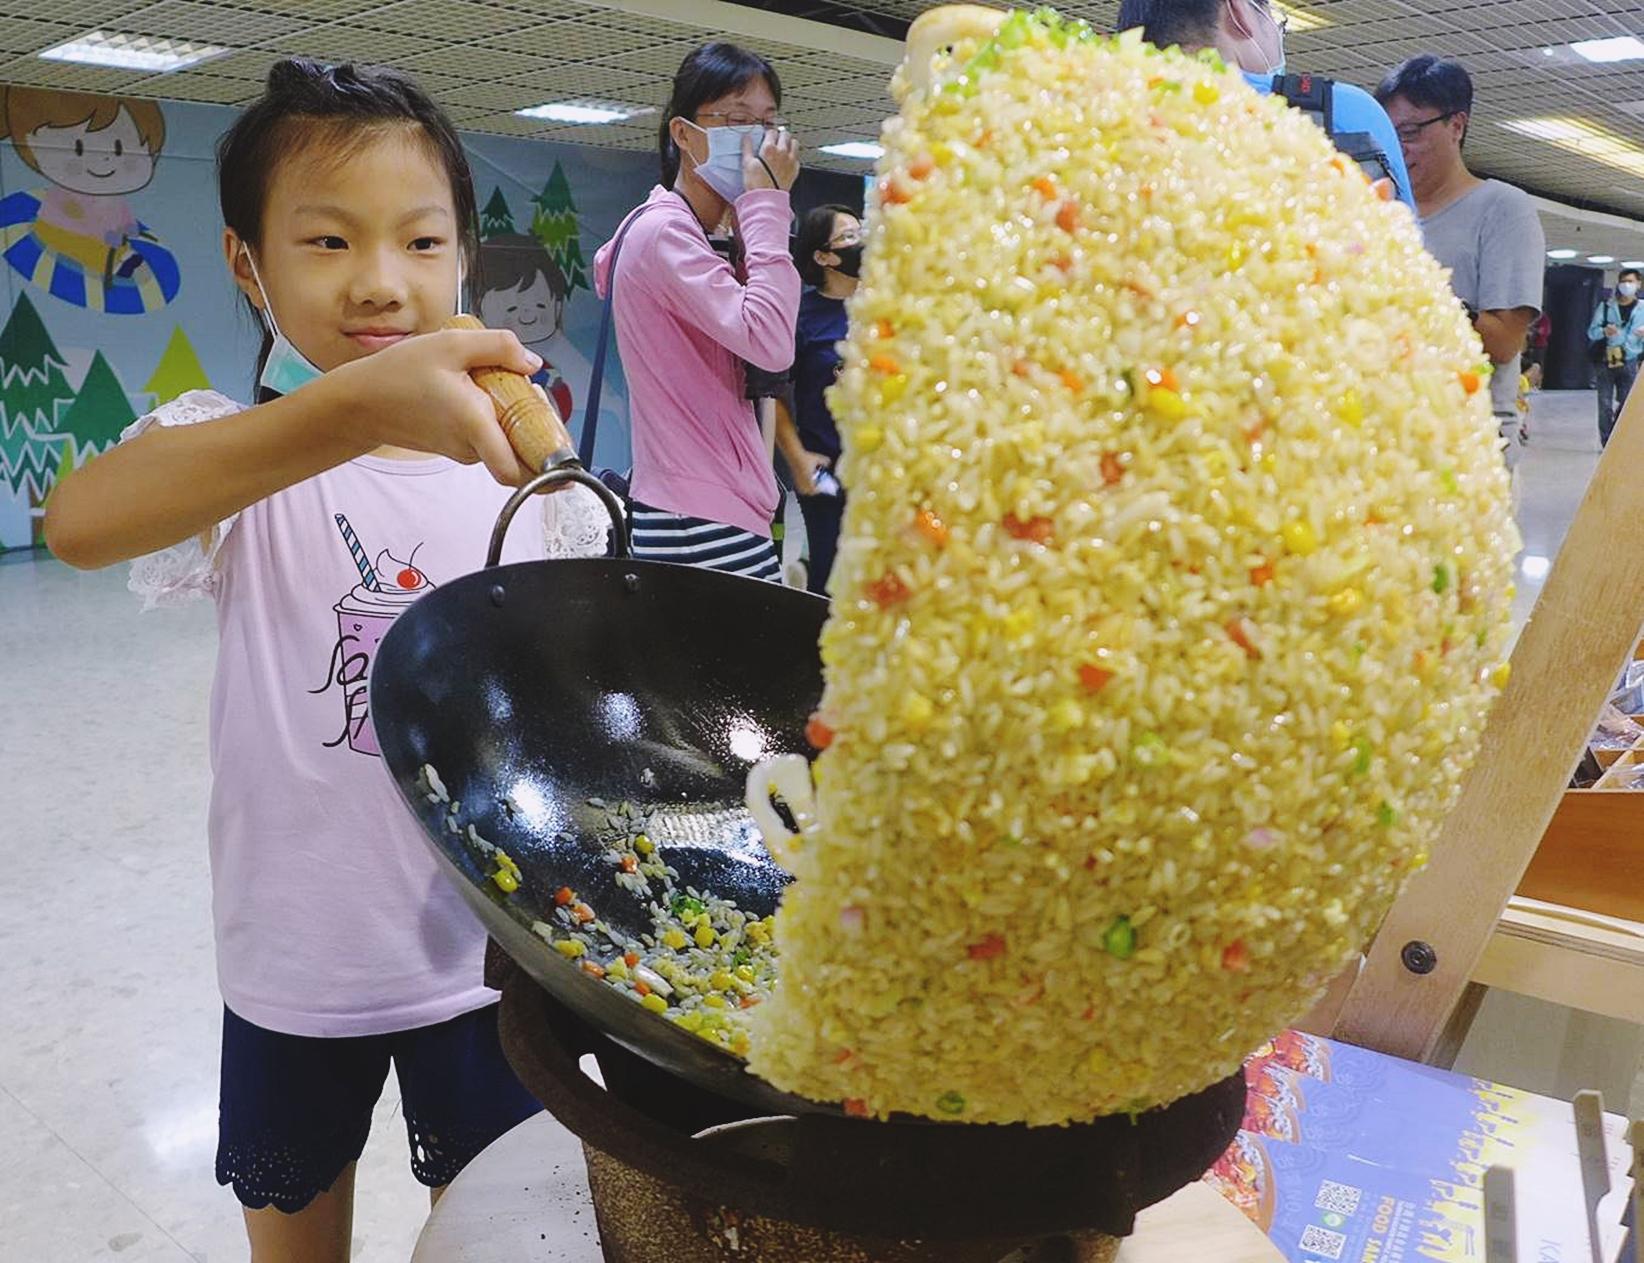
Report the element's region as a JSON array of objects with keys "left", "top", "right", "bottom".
[
  {"left": 1590, "top": 255, "right": 1618, "bottom": 263},
  {"left": 1547, "top": 249, "right": 1580, "bottom": 259},
  {"left": 1503, "top": 115, "right": 1644, "bottom": 179},
  {"left": 38, "top": 29, "right": 227, "bottom": 73},
  {"left": 821, "top": 141, "right": 884, "bottom": 160},
  {"left": 1272, "top": 2, "right": 1331, "bottom": 32},
  {"left": 1624, "top": 260, "right": 1644, "bottom": 268},
  {"left": 515, "top": 101, "right": 635, "bottom": 124},
  {"left": 1570, "top": 36, "right": 1644, "bottom": 64}
]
